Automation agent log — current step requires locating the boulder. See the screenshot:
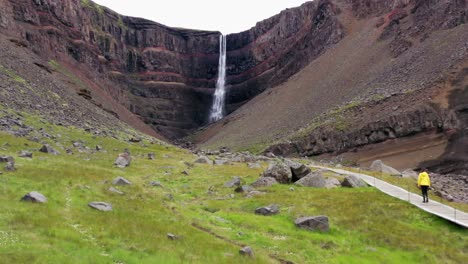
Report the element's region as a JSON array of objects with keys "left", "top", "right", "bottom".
[
  {"left": 341, "top": 175, "right": 367, "bottom": 188},
  {"left": 148, "top": 153, "right": 155, "bottom": 160},
  {"left": 251, "top": 177, "right": 278, "bottom": 188},
  {"left": 285, "top": 160, "right": 311, "bottom": 181},
  {"left": 239, "top": 246, "right": 254, "bottom": 257},
  {"left": 294, "top": 172, "right": 327, "bottom": 188},
  {"left": 402, "top": 169, "right": 418, "bottom": 180},
  {"left": 88, "top": 202, "right": 113, "bottom": 211},
  {"left": 149, "top": 181, "right": 163, "bottom": 187},
  {"left": 214, "top": 159, "right": 230, "bottom": 166},
  {"left": 246, "top": 190, "right": 266, "bottom": 198},
  {"left": 235, "top": 185, "right": 255, "bottom": 193},
  {"left": 325, "top": 178, "right": 341, "bottom": 189},
  {"left": 18, "top": 151, "right": 33, "bottom": 158},
  {"left": 108, "top": 187, "right": 124, "bottom": 195},
  {"left": 262, "top": 162, "right": 292, "bottom": 184},
  {"left": 255, "top": 204, "right": 280, "bottom": 216},
  {"left": 295, "top": 216, "right": 329, "bottom": 232},
  {"left": 95, "top": 145, "right": 103, "bottom": 151},
  {"left": 21, "top": 191, "right": 47, "bottom": 203},
  {"left": 39, "top": 144, "right": 59, "bottom": 155},
  {"left": 112, "top": 176, "right": 132, "bottom": 185},
  {"left": 4, "top": 162, "right": 16, "bottom": 171},
  {"left": 194, "top": 156, "right": 212, "bottom": 164},
  {"left": 167, "top": 233, "right": 179, "bottom": 240},
  {"left": 114, "top": 153, "right": 131, "bottom": 168},
  {"left": 0, "top": 155, "right": 15, "bottom": 163},
  {"left": 370, "top": 160, "right": 401, "bottom": 176},
  {"left": 224, "top": 177, "right": 242, "bottom": 188},
  {"left": 247, "top": 162, "right": 261, "bottom": 169}
]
